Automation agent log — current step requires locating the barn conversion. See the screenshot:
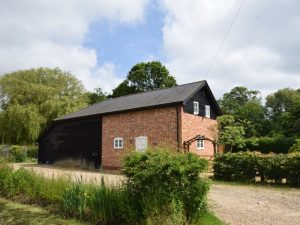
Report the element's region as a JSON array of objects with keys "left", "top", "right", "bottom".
[{"left": 37, "top": 80, "right": 221, "bottom": 169}]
